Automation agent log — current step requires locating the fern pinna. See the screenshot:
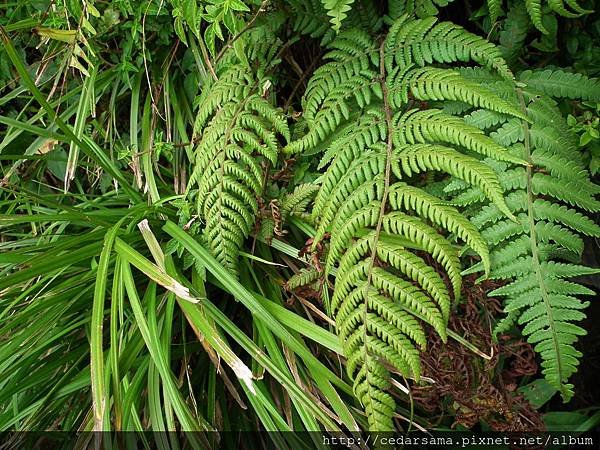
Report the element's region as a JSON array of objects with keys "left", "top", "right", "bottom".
[
  {"left": 448, "top": 68, "right": 600, "bottom": 401},
  {"left": 188, "top": 32, "right": 289, "bottom": 276},
  {"left": 287, "top": 15, "right": 528, "bottom": 430}
]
